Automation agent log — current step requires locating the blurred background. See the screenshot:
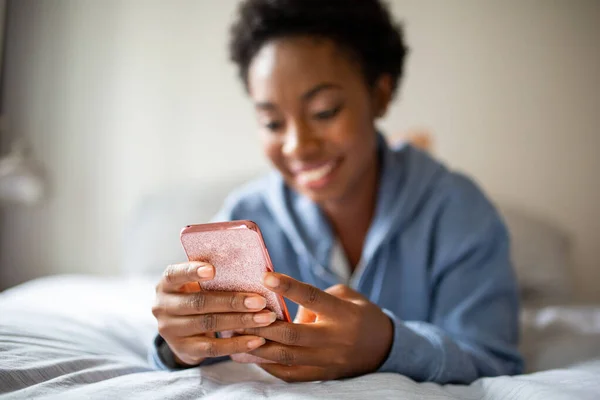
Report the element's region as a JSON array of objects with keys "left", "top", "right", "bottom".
[{"left": 0, "top": 0, "right": 598, "bottom": 302}]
